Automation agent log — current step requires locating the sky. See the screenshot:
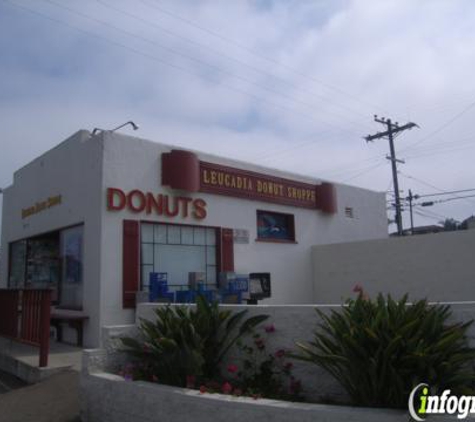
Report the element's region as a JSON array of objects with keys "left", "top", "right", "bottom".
[{"left": 1, "top": 0, "right": 475, "bottom": 235}]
